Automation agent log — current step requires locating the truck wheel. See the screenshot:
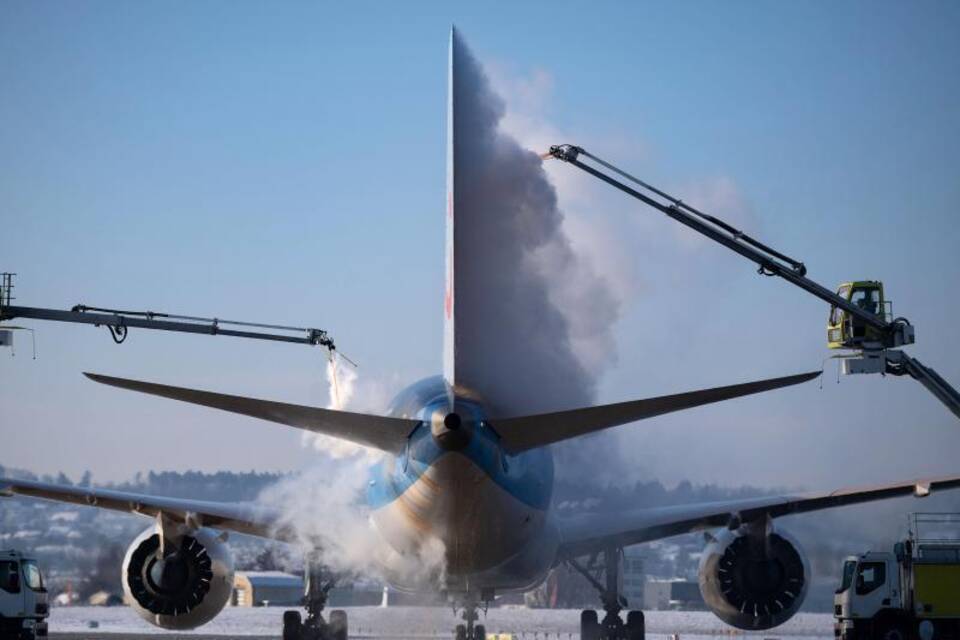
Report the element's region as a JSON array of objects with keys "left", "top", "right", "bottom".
[
  {"left": 845, "top": 620, "right": 868, "bottom": 640},
  {"left": 877, "top": 621, "right": 907, "bottom": 640}
]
